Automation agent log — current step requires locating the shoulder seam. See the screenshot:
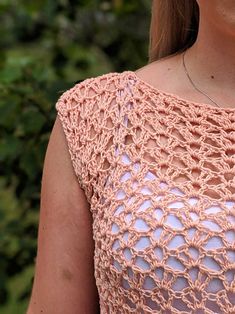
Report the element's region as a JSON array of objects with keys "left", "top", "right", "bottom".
[{"left": 58, "top": 71, "right": 124, "bottom": 102}]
